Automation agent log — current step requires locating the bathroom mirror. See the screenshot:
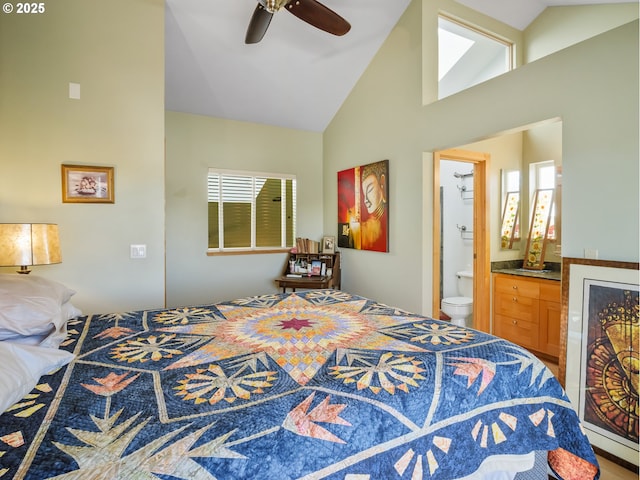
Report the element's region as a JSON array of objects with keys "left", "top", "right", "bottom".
[
  {"left": 500, "top": 169, "right": 520, "bottom": 249},
  {"left": 522, "top": 188, "right": 554, "bottom": 270}
]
